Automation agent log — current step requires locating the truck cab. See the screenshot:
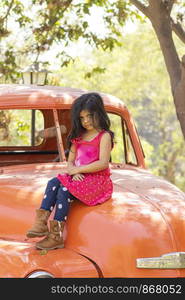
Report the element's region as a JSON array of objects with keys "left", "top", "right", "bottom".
[{"left": 0, "top": 84, "right": 185, "bottom": 278}]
